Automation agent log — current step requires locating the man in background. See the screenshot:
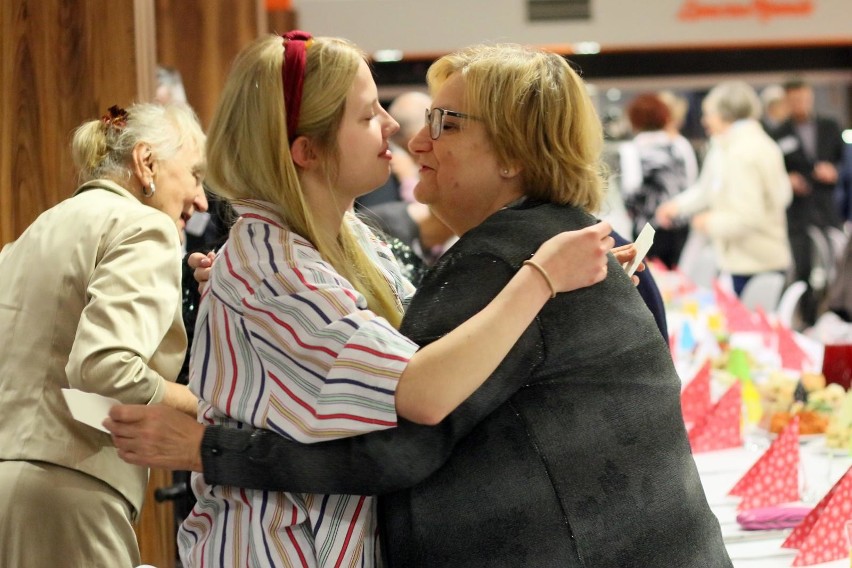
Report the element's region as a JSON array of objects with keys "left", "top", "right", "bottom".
[{"left": 771, "top": 78, "right": 845, "bottom": 324}]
